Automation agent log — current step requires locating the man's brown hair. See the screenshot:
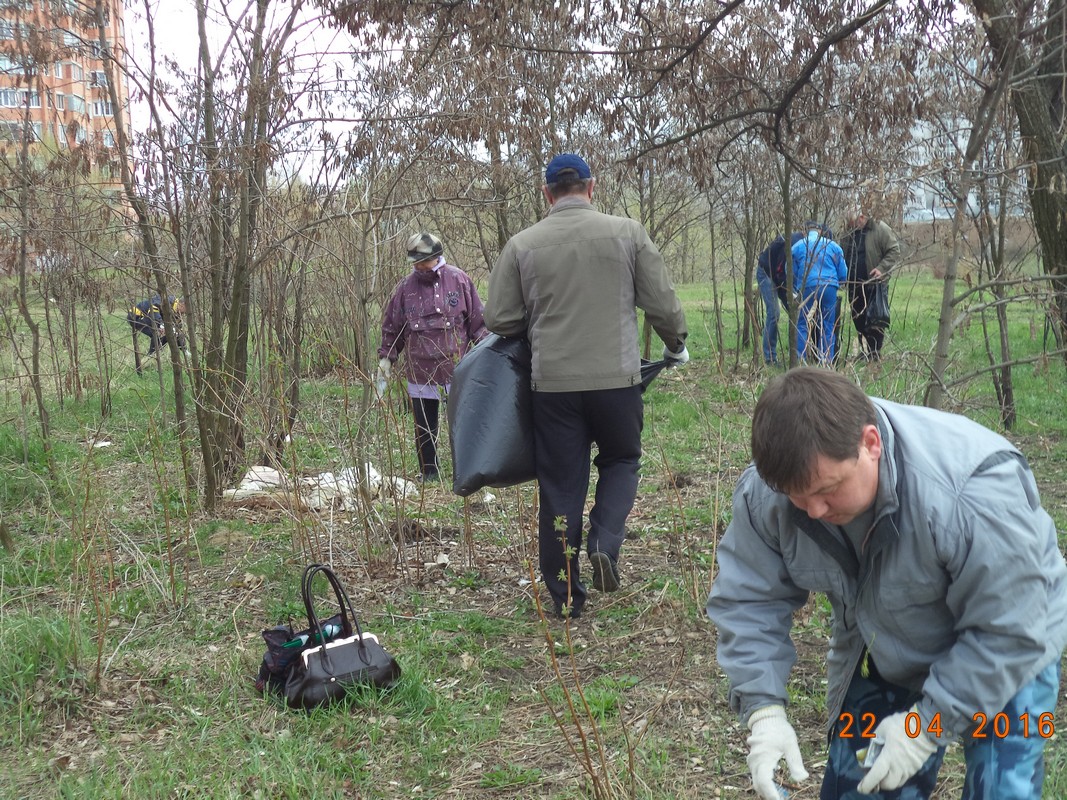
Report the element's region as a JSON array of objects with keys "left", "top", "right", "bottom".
[{"left": 751, "top": 367, "right": 877, "bottom": 493}]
